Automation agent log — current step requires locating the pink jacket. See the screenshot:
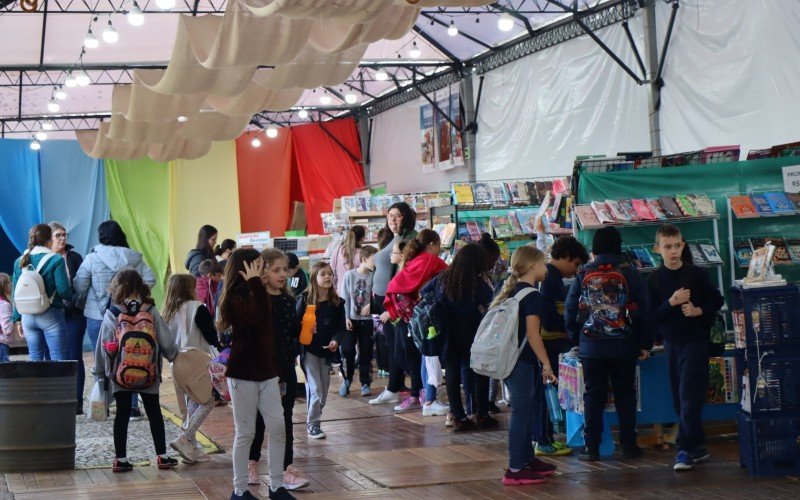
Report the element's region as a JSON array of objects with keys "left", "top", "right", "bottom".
[
  {"left": 332, "top": 246, "right": 361, "bottom": 297},
  {"left": 0, "top": 298, "right": 14, "bottom": 346}
]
